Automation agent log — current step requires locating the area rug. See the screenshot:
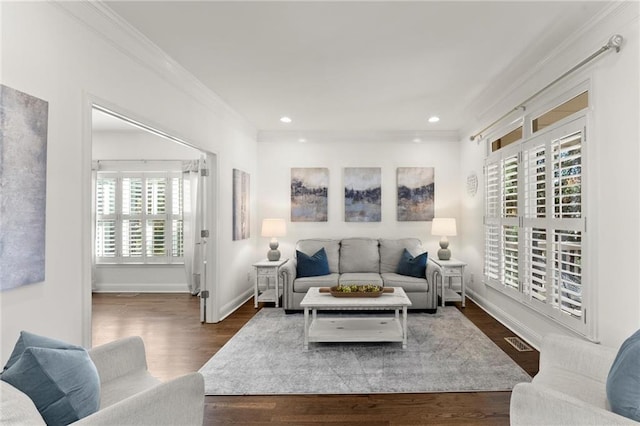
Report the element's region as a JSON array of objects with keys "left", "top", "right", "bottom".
[{"left": 199, "top": 307, "right": 531, "bottom": 395}]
